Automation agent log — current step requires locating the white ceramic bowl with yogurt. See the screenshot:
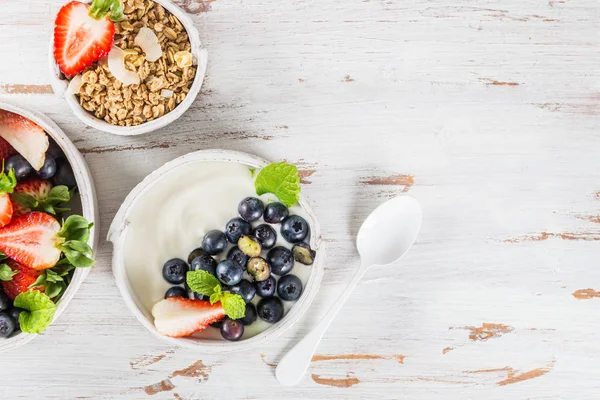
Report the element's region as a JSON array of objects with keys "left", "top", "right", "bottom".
[
  {"left": 0, "top": 101, "right": 99, "bottom": 354},
  {"left": 109, "top": 150, "right": 323, "bottom": 352},
  {"left": 48, "top": 0, "right": 208, "bottom": 136}
]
